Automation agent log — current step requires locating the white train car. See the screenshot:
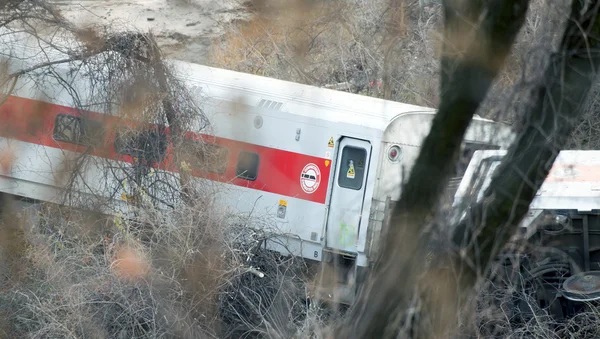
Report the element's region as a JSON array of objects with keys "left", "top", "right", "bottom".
[
  {"left": 452, "top": 150, "right": 600, "bottom": 320},
  {"left": 0, "top": 31, "right": 515, "bottom": 303},
  {"left": 453, "top": 150, "right": 600, "bottom": 231}
]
